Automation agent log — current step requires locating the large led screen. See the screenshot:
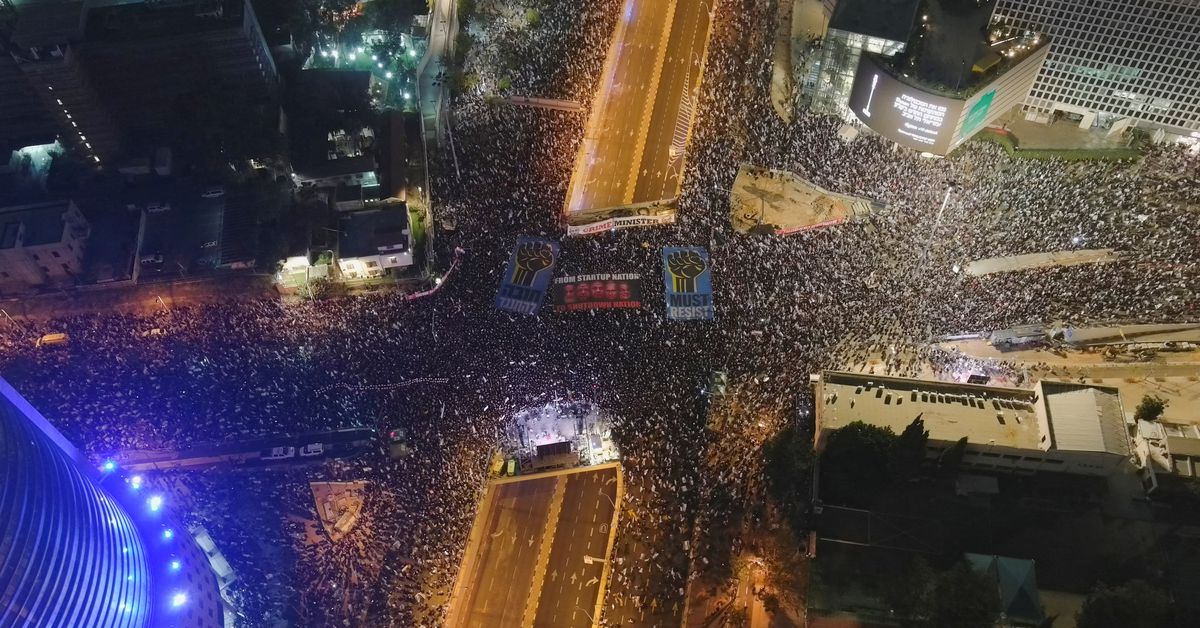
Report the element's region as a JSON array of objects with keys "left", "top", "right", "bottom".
[{"left": 848, "top": 55, "right": 965, "bottom": 154}]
